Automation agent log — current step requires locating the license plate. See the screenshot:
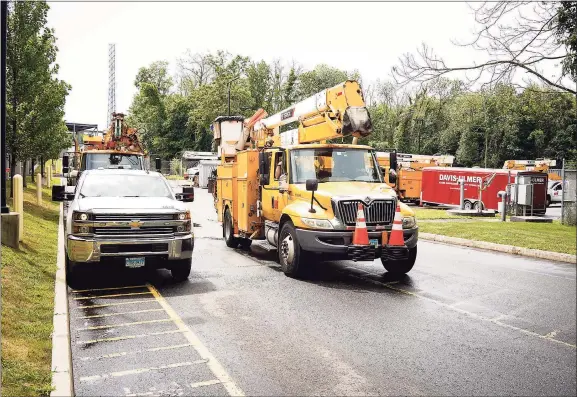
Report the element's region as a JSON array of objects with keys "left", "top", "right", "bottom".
[
  {"left": 369, "top": 239, "right": 379, "bottom": 247},
  {"left": 125, "top": 257, "right": 145, "bottom": 268}
]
